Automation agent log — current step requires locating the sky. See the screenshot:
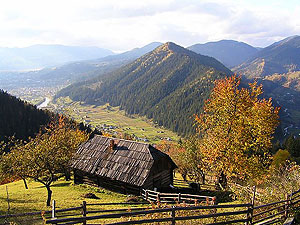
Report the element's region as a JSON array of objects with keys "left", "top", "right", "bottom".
[{"left": 0, "top": 0, "right": 299, "bottom": 52}]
